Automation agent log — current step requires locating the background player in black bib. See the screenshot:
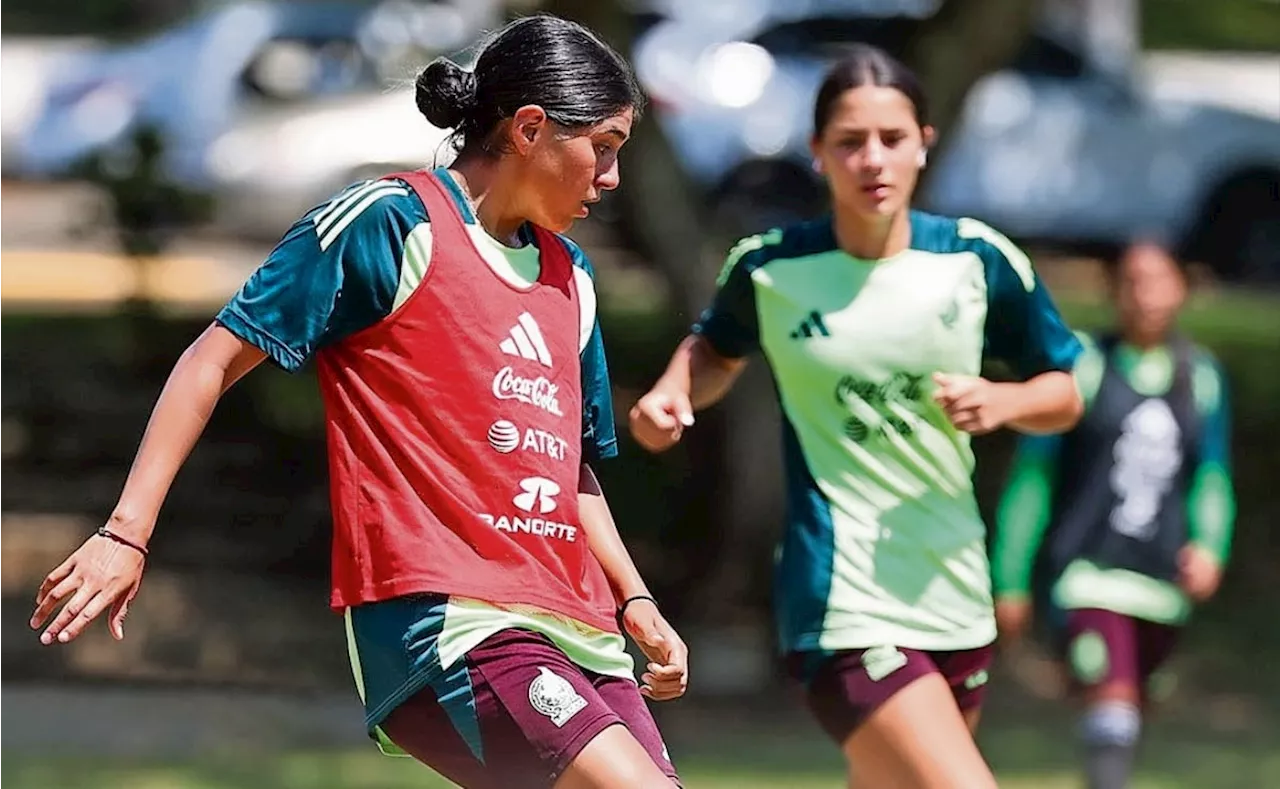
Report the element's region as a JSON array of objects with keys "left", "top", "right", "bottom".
[{"left": 992, "top": 241, "right": 1236, "bottom": 789}]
